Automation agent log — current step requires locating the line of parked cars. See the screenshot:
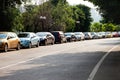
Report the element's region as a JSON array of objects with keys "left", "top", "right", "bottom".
[{"left": 0, "top": 31, "right": 120, "bottom": 52}]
